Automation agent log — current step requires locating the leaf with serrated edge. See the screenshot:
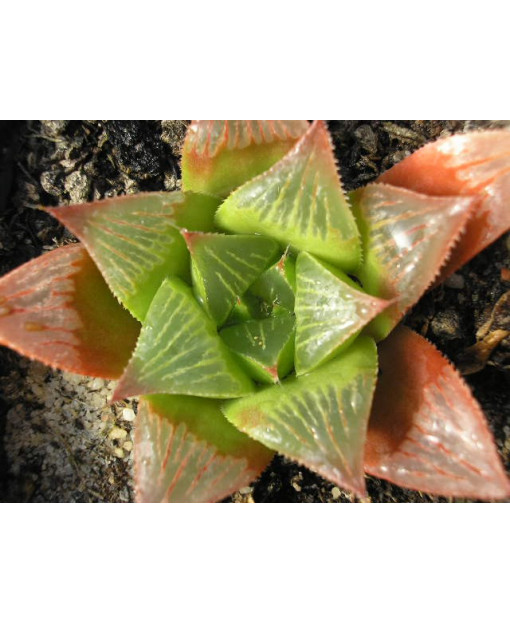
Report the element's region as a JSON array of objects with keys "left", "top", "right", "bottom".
[
  {"left": 220, "top": 313, "right": 295, "bottom": 384},
  {"left": 46, "top": 191, "right": 220, "bottom": 321},
  {"left": 182, "top": 120, "right": 309, "bottom": 198},
  {"left": 135, "top": 395, "right": 273, "bottom": 503},
  {"left": 223, "top": 336, "right": 378, "bottom": 497},
  {"left": 378, "top": 130, "right": 510, "bottom": 280},
  {"left": 183, "top": 231, "right": 280, "bottom": 326},
  {"left": 350, "top": 183, "right": 475, "bottom": 341},
  {"left": 0, "top": 244, "right": 140, "bottom": 379},
  {"left": 112, "top": 277, "right": 254, "bottom": 401},
  {"left": 215, "top": 121, "right": 362, "bottom": 273},
  {"left": 365, "top": 326, "right": 510, "bottom": 500},
  {"left": 295, "top": 252, "right": 390, "bottom": 375}
]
